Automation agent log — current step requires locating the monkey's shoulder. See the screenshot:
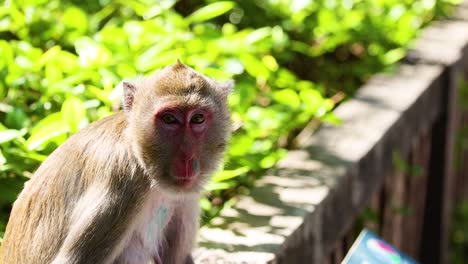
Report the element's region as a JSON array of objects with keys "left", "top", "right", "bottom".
[
  {"left": 78, "top": 112, "right": 128, "bottom": 138},
  {"left": 63, "top": 112, "right": 128, "bottom": 149},
  {"left": 37, "top": 112, "right": 130, "bottom": 172},
  {"left": 30, "top": 112, "right": 140, "bottom": 185}
]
